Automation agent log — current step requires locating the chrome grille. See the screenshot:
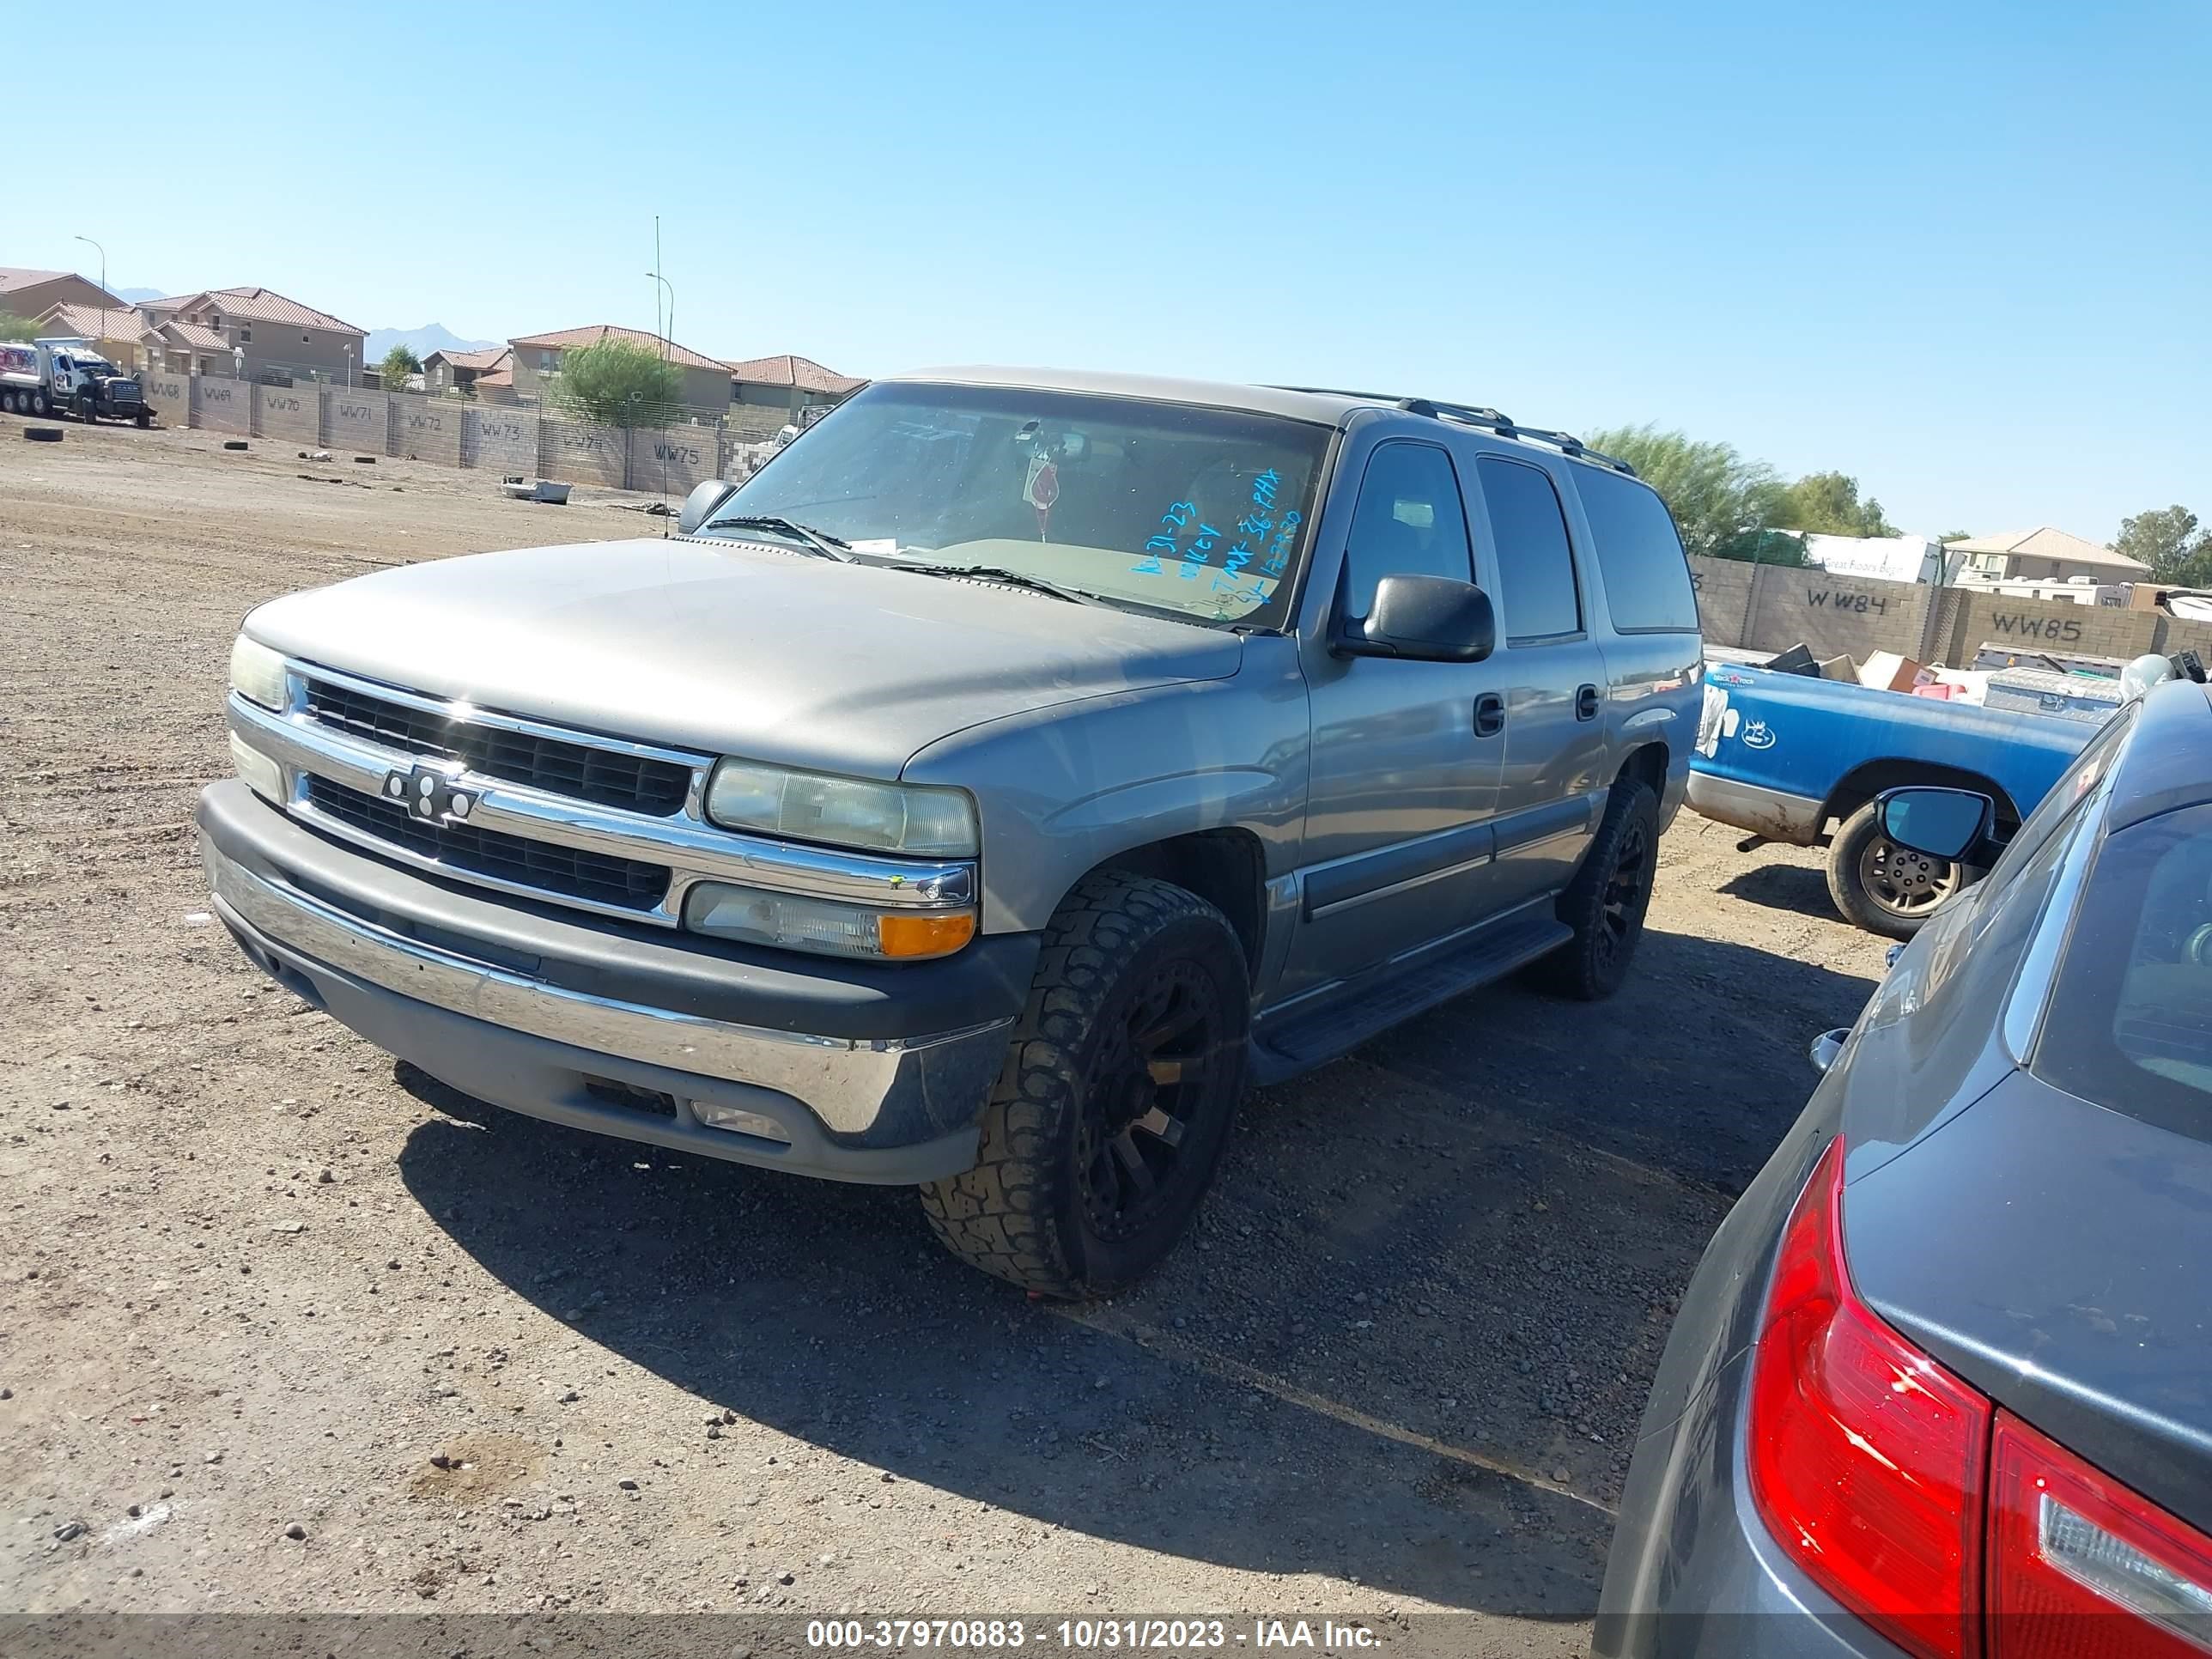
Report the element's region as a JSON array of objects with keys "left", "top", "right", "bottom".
[
  {"left": 302, "top": 678, "right": 691, "bottom": 817},
  {"left": 306, "top": 775, "right": 670, "bottom": 912}
]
